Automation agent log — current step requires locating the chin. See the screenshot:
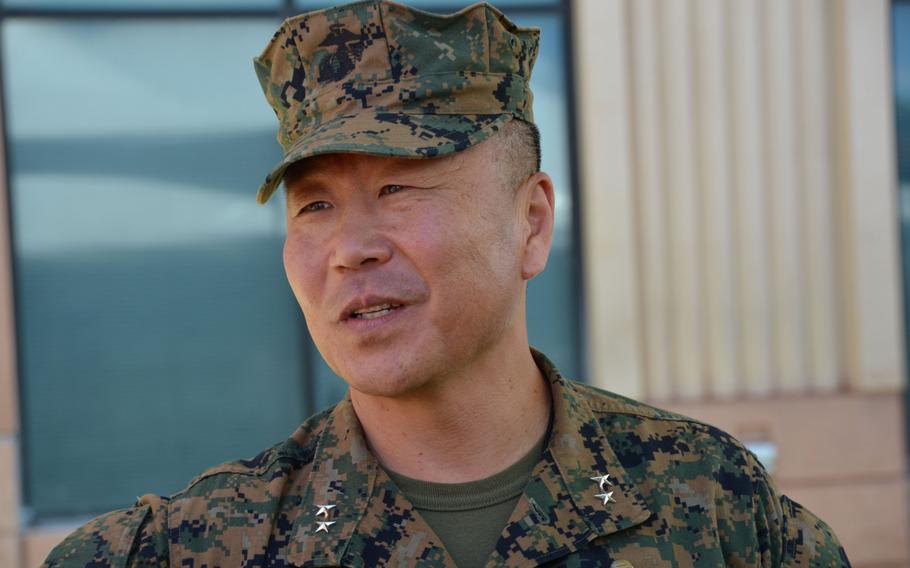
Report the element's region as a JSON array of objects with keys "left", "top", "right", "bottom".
[
  {"left": 346, "top": 370, "right": 431, "bottom": 398},
  {"left": 332, "top": 353, "right": 439, "bottom": 399}
]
